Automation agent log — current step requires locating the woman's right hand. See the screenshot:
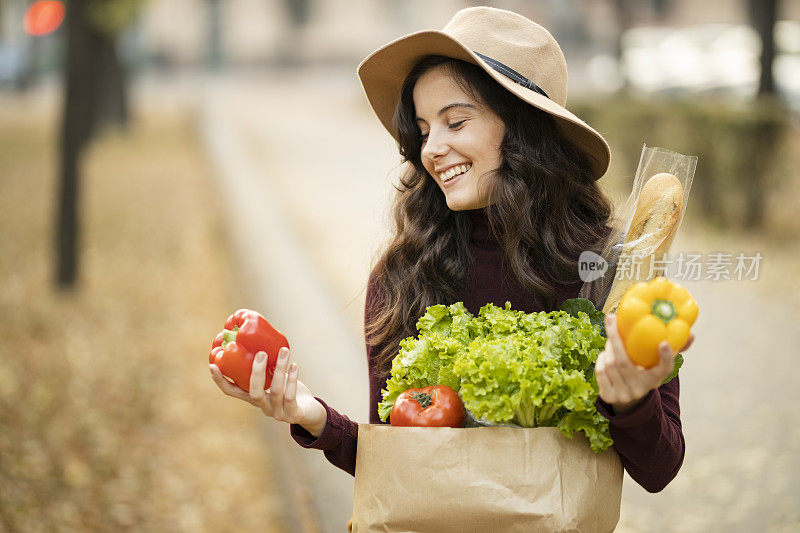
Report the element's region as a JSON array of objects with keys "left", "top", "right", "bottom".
[{"left": 209, "top": 346, "right": 328, "bottom": 437}]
